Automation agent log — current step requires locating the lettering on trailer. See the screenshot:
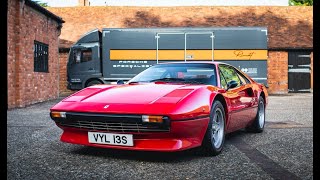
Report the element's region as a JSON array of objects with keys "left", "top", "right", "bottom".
[
  {"left": 241, "top": 67, "right": 258, "bottom": 75},
  {"left": 233, "top": 50, "right": 255, "bottom": 60},
  {"left": 112, "top": 61, "right": 152, "bottom": 69}
]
